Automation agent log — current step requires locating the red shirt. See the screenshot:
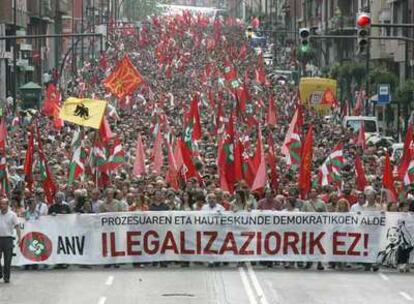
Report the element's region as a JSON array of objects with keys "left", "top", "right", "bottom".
[
  {"left": 257, "top": 198, "right": 282, "bottom": 211},
  {"left": 338, "top": 193, "right": 358, "bottom": 206}
]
